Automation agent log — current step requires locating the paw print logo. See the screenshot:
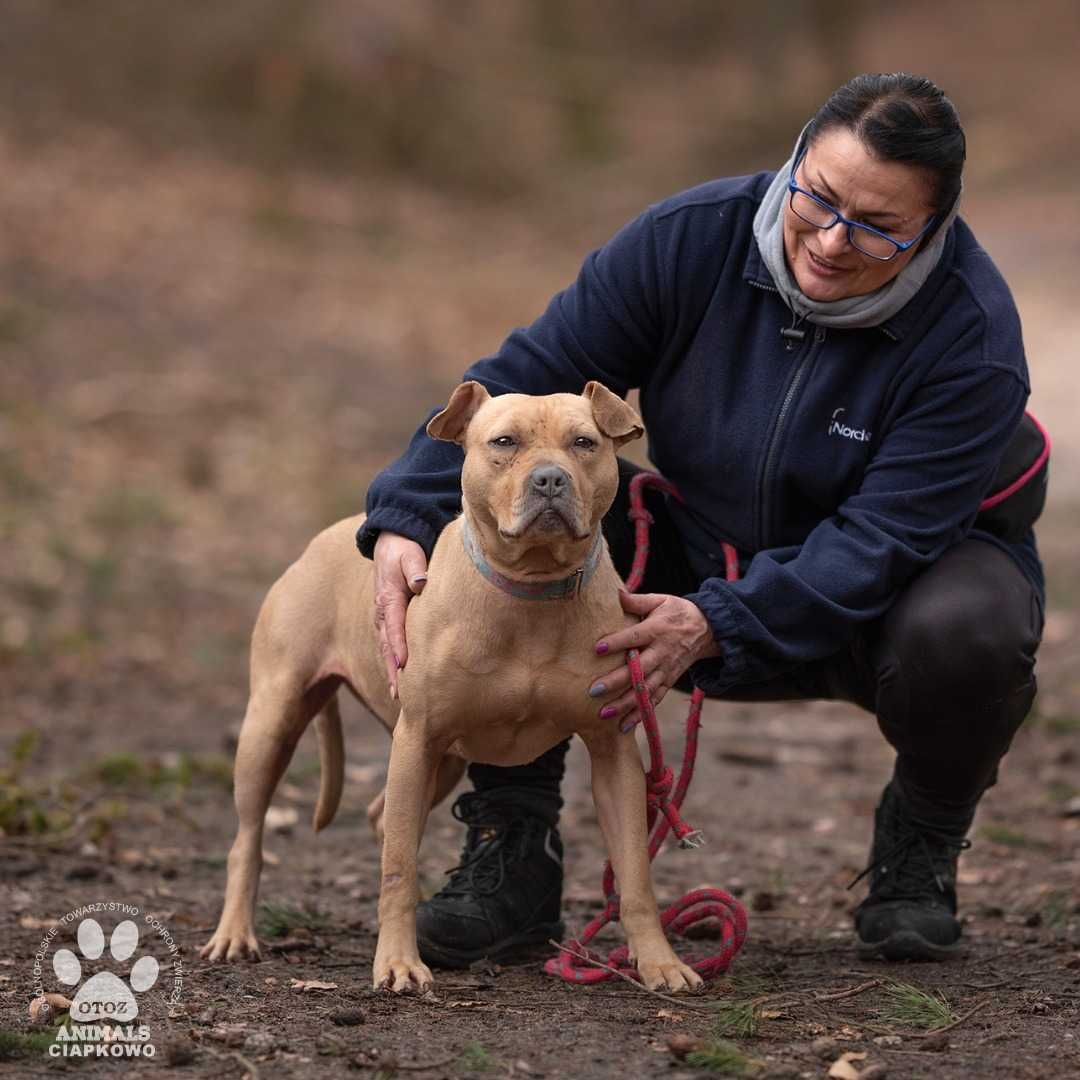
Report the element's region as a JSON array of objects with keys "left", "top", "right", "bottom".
[{"left": 52, "top": 918, "right": 160, "bottom": 1022}]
